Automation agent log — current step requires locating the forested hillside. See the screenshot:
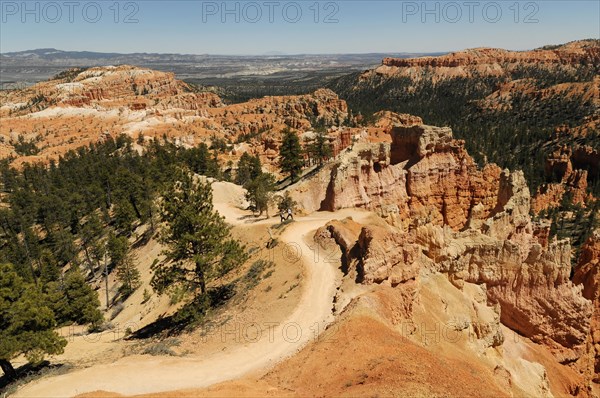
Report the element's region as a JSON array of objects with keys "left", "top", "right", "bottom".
[
  {"left": 329, "top": 41, "right": 600, "bottom": 195},
  {"left": 328, "top": 41, "right": 600, "bottom": 256},
  {"left": 0, "top": 135, "right": 224, "bottom": 375}
]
